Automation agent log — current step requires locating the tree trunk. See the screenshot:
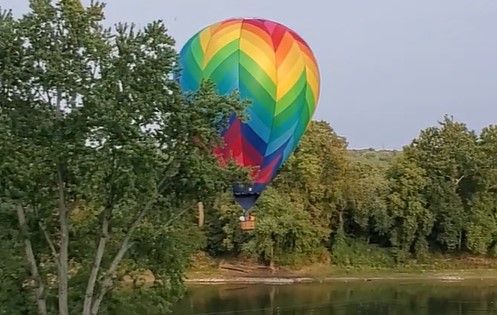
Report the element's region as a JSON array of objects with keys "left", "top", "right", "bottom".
[
  {"left": 197, "top": 201, "right": 204, "bottom": 228},
  {"left": 57, "top": 164, "right": 69, "bottom": 315},
  {"left": 90, "top": 240, "right": 133, "bottom": 315},
  {"left": 16, "top": 205, "right": 48, "bottom": 315},
  {"left": 458, "top": 230, "right": 463, "bottom": 251},
  {"left": 90, "top": 202, "right": 193, "bottom": 315},
  {"left": 269, "top": 241, "right": 275, "bottom": 273},
  {"left": 83, "top": 208, "right": 111, "bottom": 315},
  {"left": 91, "top": 206, "right": 149, "bottom": 315},
  {"left": 338, "top": 210, "right": 344, "bottom": 233}
]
